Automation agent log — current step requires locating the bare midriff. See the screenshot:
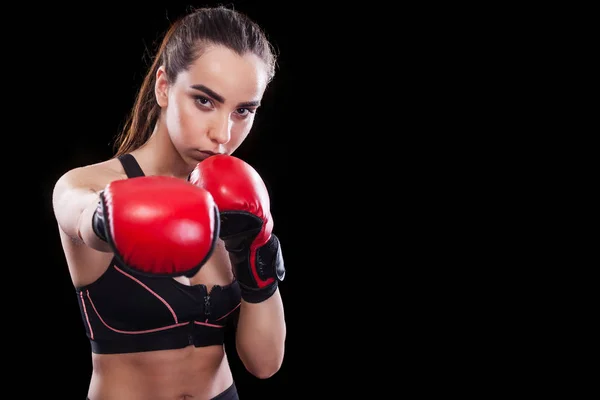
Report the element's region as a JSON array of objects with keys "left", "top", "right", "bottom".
[{"left": 87, "top": 344, "right": 233, "bottom": 400}]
